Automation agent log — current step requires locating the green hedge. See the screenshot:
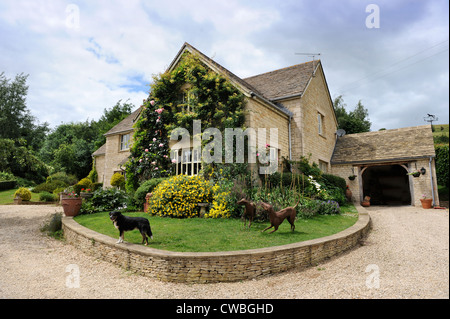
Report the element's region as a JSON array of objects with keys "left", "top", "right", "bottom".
[
  {"left": 436, "top": 145, "right": 449, "bottom": 187},
  {"left": 0, "top": 180, "right": 17, "bottom": 191}
]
